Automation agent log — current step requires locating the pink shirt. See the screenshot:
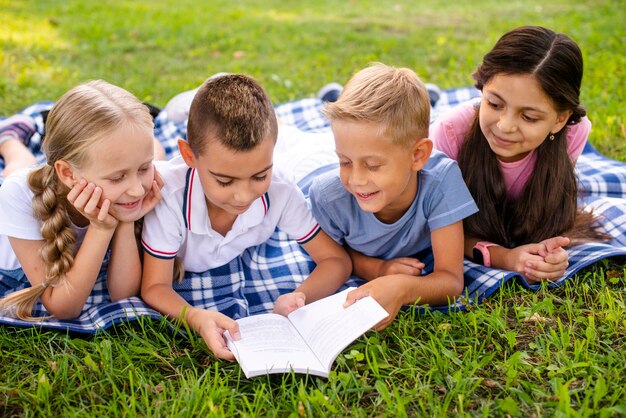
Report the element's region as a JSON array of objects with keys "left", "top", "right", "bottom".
[{"left": 430, "top": 99, "right": 590, "bottom": 199}]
